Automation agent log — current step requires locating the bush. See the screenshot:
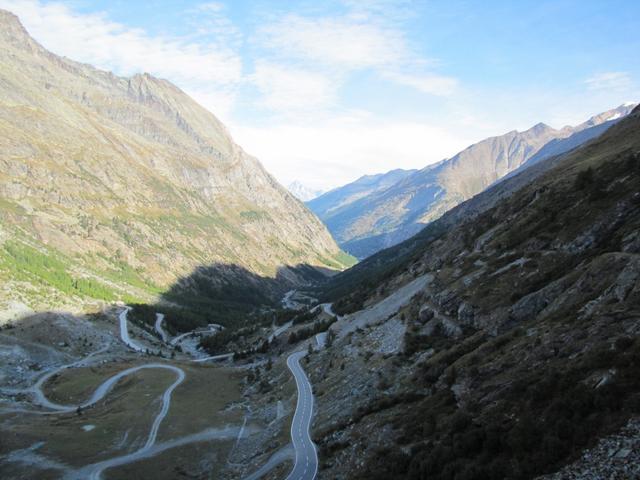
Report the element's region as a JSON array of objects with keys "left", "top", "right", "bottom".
[
  {"left": 574, "top": 166, "right": 606, "bottom": 200},
  {"left": 288, "top": 317, "right": 337, "bottom": 345},
  {"left": 574, "top": 167, "right": 595, "bottom": 190},
  {"left": 358, "top": 338, "right": 640, "bottom": 480}
]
